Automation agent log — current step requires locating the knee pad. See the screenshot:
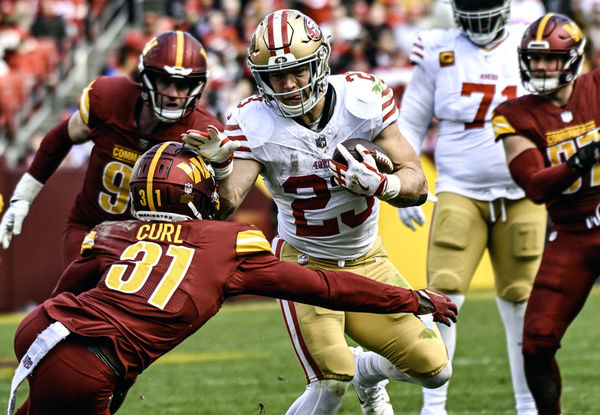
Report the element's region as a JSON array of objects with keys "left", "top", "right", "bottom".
[
  {"left": 403, "top": 328, "right": 449, "bottom": 378},
  {"left": 522, "top": 315, "right": 561, "bottom": 356},
  {"left": 429, "top": 270, "right": 463, "bottom": 293},
  {"left": 498, "top": 282, "right": 532, "bottom": 303}
]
